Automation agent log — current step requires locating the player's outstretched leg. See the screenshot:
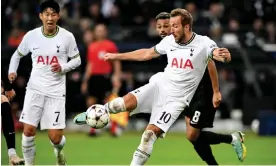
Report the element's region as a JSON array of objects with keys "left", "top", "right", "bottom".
[
  {"left": 1, "top": 95, "right": 25, "bottom": 165},
  {"left": 130, "top": 125, "right": 161, "bottom": 166},
  {"left": 22, "top": 124, "right": 36, "bottom": 165},
  {"left": 48, "top": 130, "right": 66, "bottom": 165},
  {"left": 73, "top": 93, "right": 137, "bottom": 125}
]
